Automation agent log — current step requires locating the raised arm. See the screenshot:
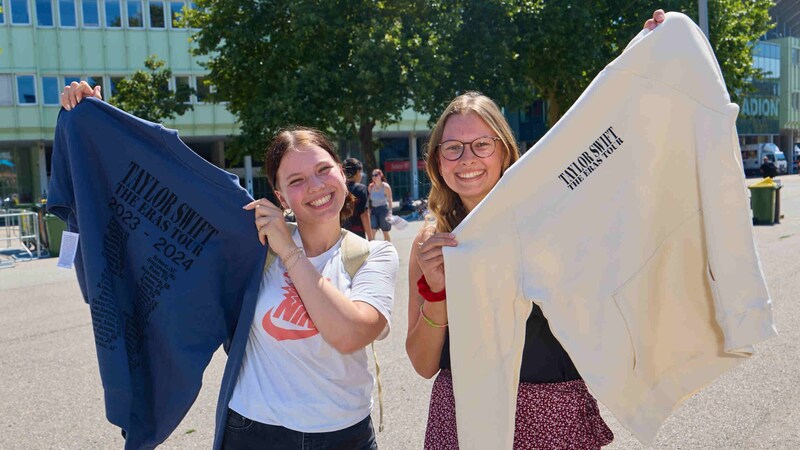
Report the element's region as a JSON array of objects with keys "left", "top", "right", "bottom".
[
  {"left": 405, "top": 228, "right": 457, "bottom": 378},
  {"left": 245, "top": 198, "right": 397, "bottom": 353}
]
